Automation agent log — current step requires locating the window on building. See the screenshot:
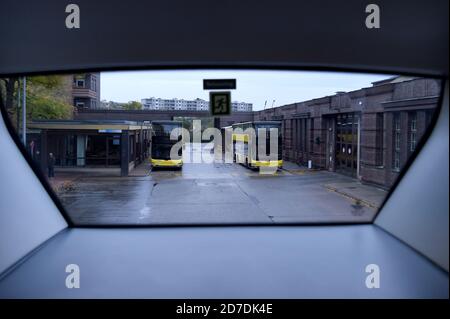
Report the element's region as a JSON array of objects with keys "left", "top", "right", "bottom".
[
  {"left": 409, "top": 112, "right": 417, "bottom": 153},
  {"left": 375, "top": 113, "right": 384, "bottom": 166},
  {"left": 393, "top": 113, "right": 401, "bottom": 171},
  {"left": 91, "top": 76, "right": 97, "bottom": 91},
  {"left": 76, "top": 102, "right": 85, "bottom": 108},
  {"left": 76, "top": 79, "right": 85, "bottom": 88}
]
